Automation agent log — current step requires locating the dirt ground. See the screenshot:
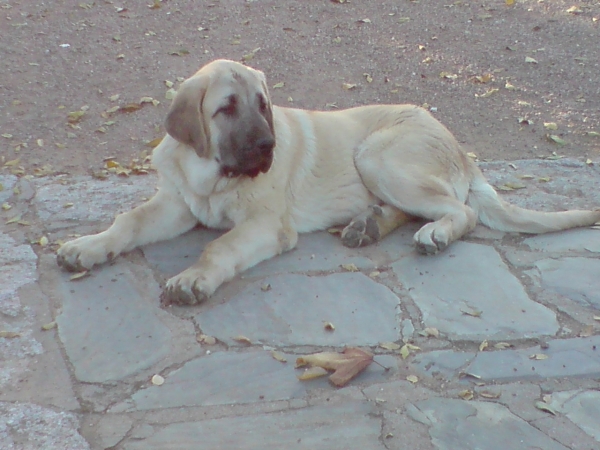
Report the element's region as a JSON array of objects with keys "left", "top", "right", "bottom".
[{"left": 1, "top": 0, "right": 599, "bottom": 177}]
